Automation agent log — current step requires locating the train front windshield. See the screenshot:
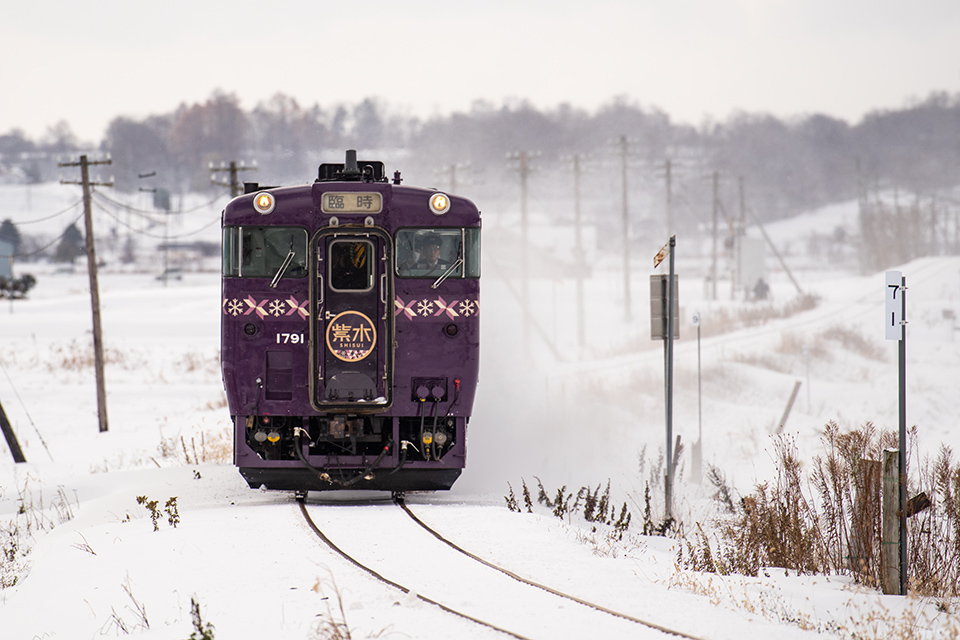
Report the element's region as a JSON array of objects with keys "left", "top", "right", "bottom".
[
  {"left": 395, "top": 228, "right": 480, "bottom": 278},
  {"left": 222, "top": 226, "right": 308, "bottom": 280}
]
